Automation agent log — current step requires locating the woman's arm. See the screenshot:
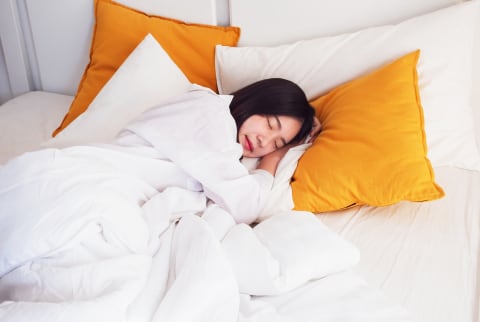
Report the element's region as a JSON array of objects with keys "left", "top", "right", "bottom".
[
  {"left": 256, "top": 145, "right": 291, "bottom": 175},
  {"left": 125, "top": 87, "right": 275, "bottom": 224}
]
